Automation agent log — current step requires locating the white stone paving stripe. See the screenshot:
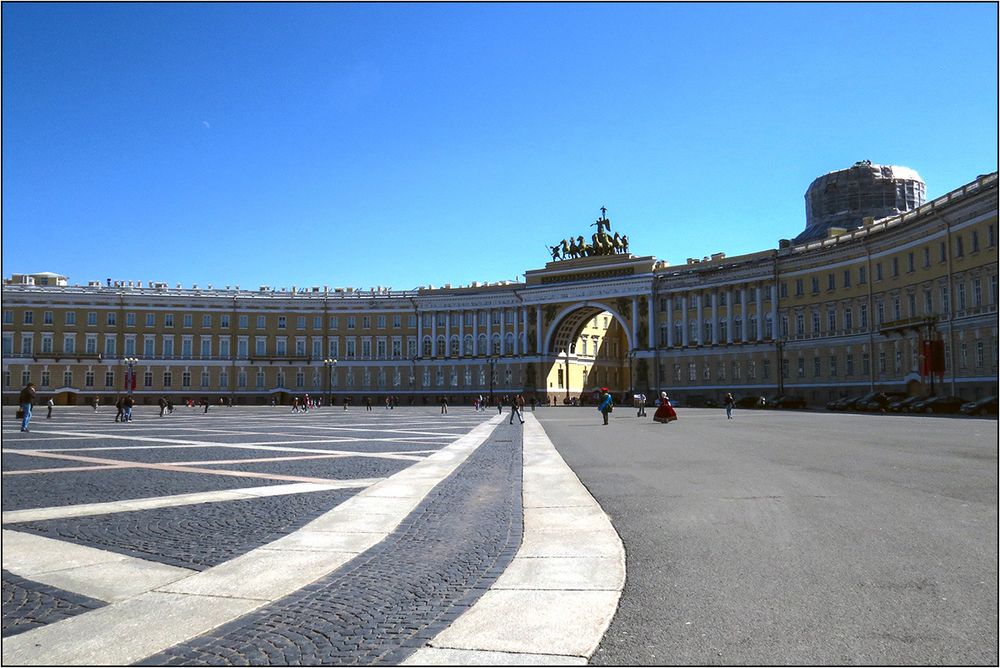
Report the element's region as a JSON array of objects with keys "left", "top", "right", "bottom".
[
  {"left": 2, "top": 530, "right": 196, "bottom": 603},
  {"left": 402, "top": 413, "right": 625, "bottom": 665},
  {"left": 1, "top": 415, "right": 505, "bottom": 666},
  {"left": 1, "top": 481, "right": 377, "bottom": 524}
]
